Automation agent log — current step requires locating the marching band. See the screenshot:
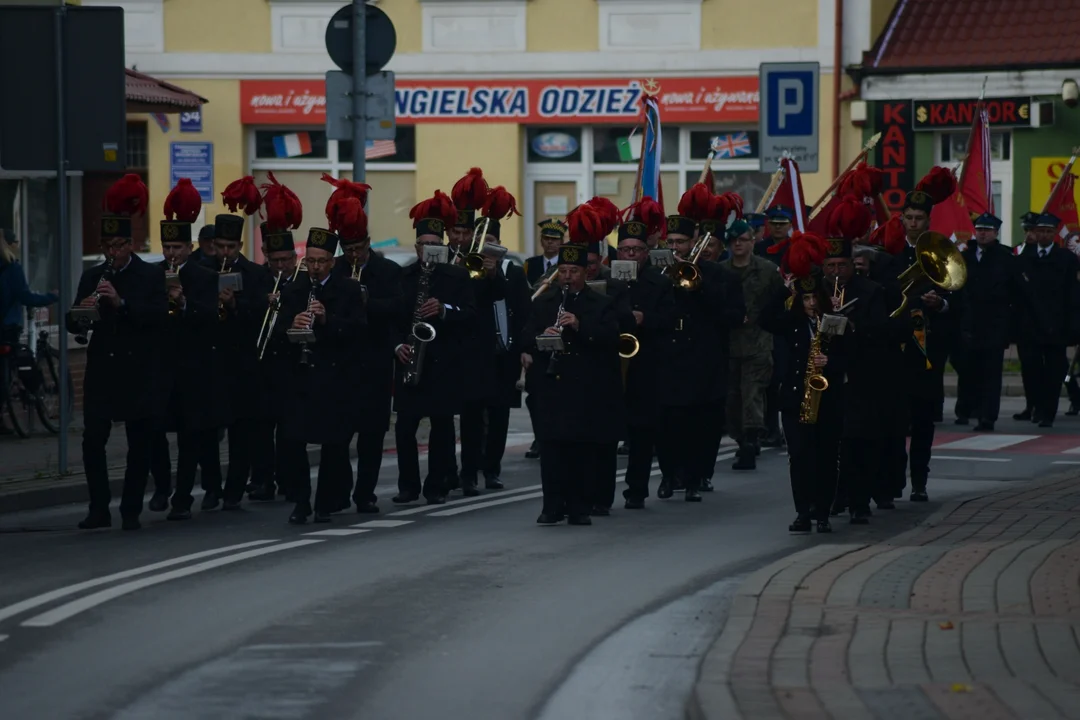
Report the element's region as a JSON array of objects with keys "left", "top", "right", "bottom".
[{"left": 66, "top": 153, "right": 1077, "bottom": 534}]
